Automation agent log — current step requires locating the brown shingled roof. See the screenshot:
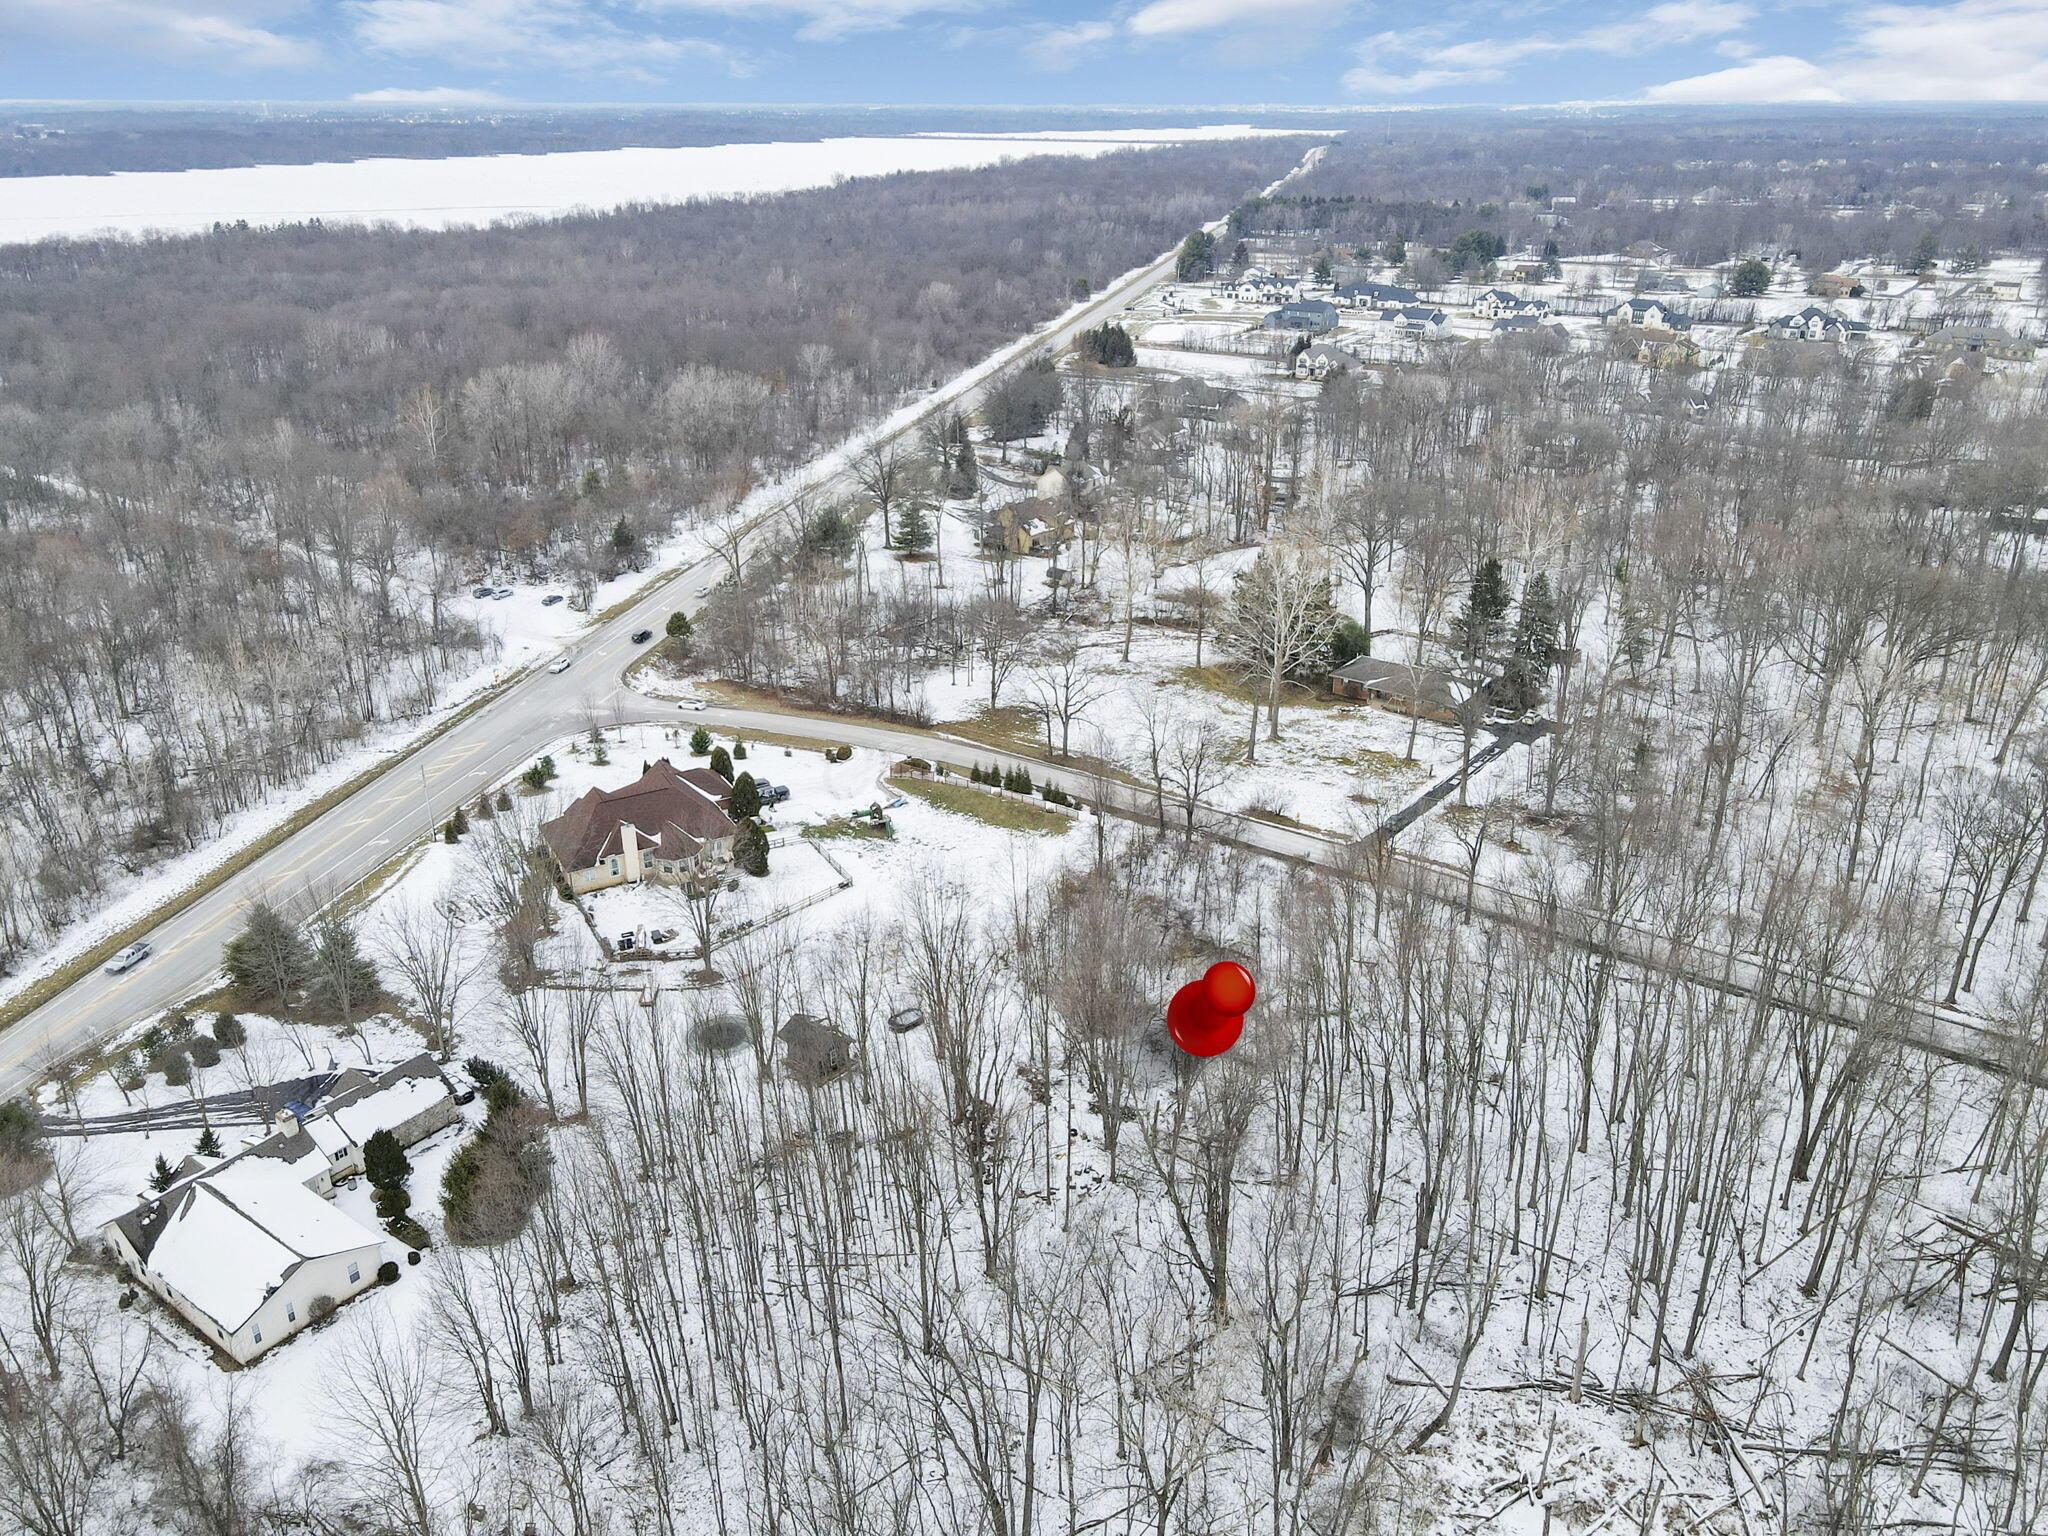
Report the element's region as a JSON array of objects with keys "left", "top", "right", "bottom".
[{"left": 540, "top": 759, "right": 739, "bottom": 872}]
